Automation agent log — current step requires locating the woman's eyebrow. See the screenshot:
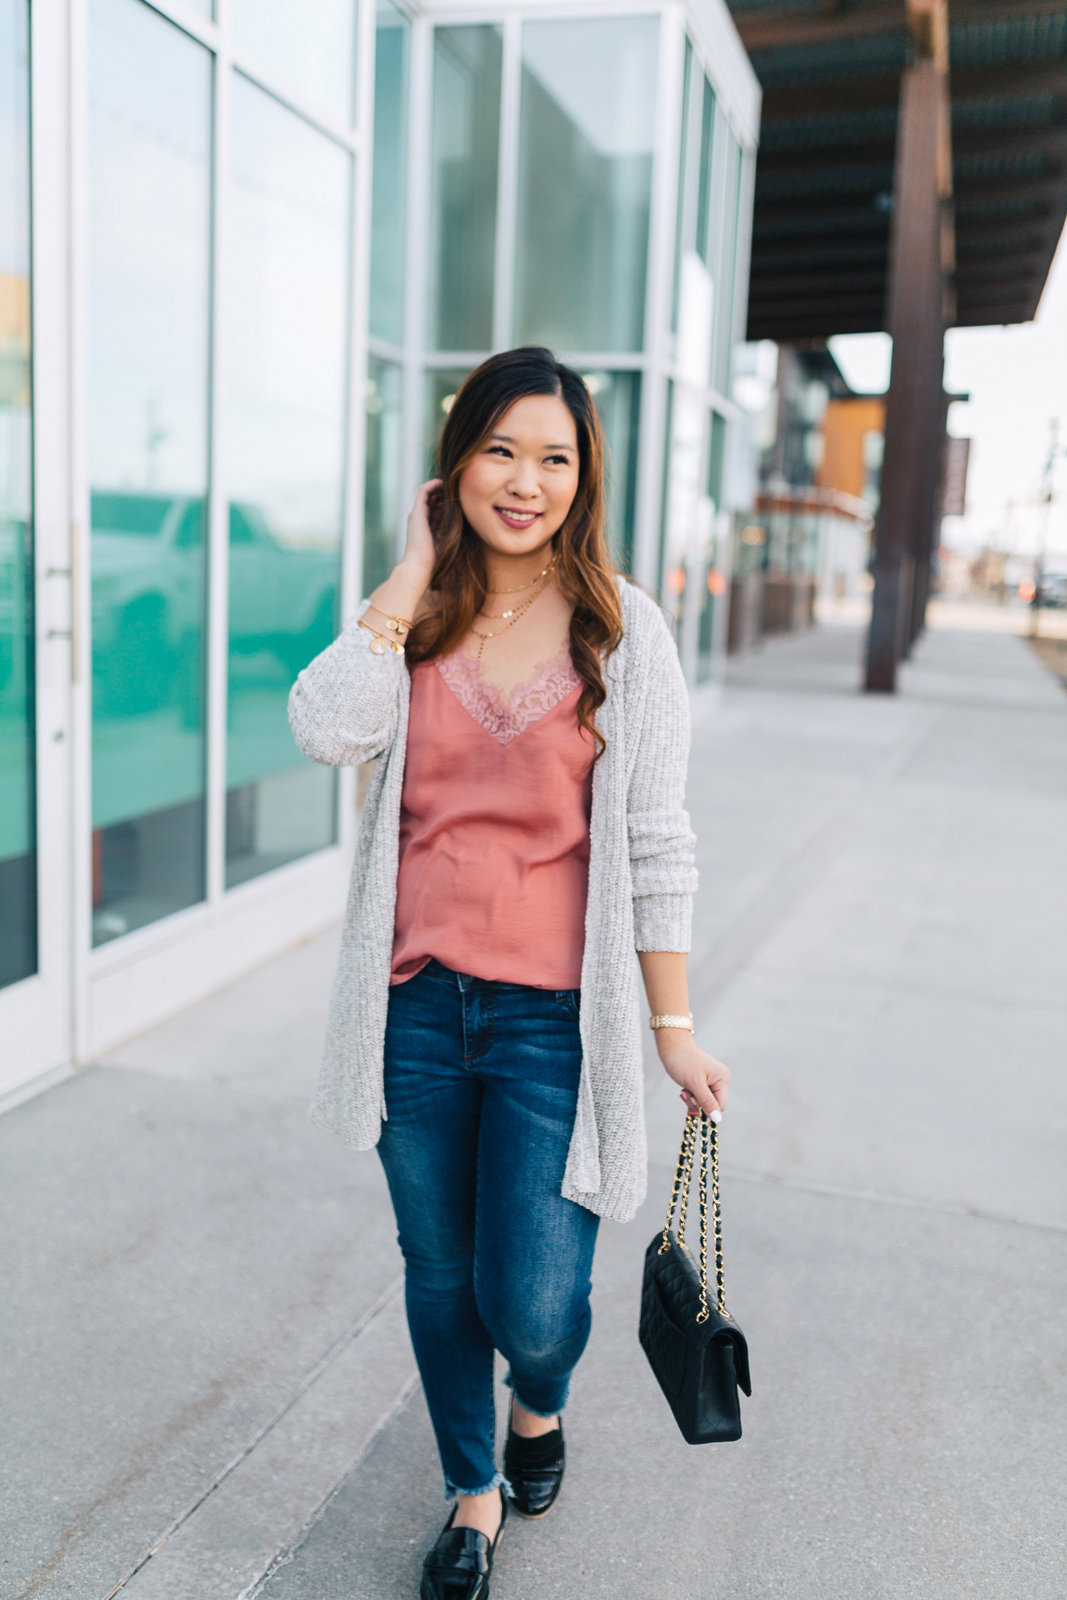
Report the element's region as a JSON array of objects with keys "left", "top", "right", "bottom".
[{"left": 488, "top": 433, "right": 574, "bottom": 451}]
